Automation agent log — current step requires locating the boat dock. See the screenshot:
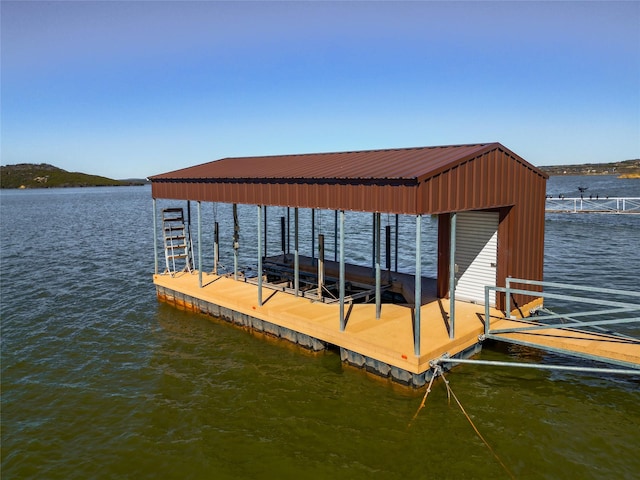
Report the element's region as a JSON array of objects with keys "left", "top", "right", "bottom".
[
  {"left": 154, "top": 268, "right": 498, "bottom": 385},
  {"left": 149, "top": 144, "right": 639, "bottom": 387},
  {"left": 154, "top": 268, "right": 640, "bottom": 386}
]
